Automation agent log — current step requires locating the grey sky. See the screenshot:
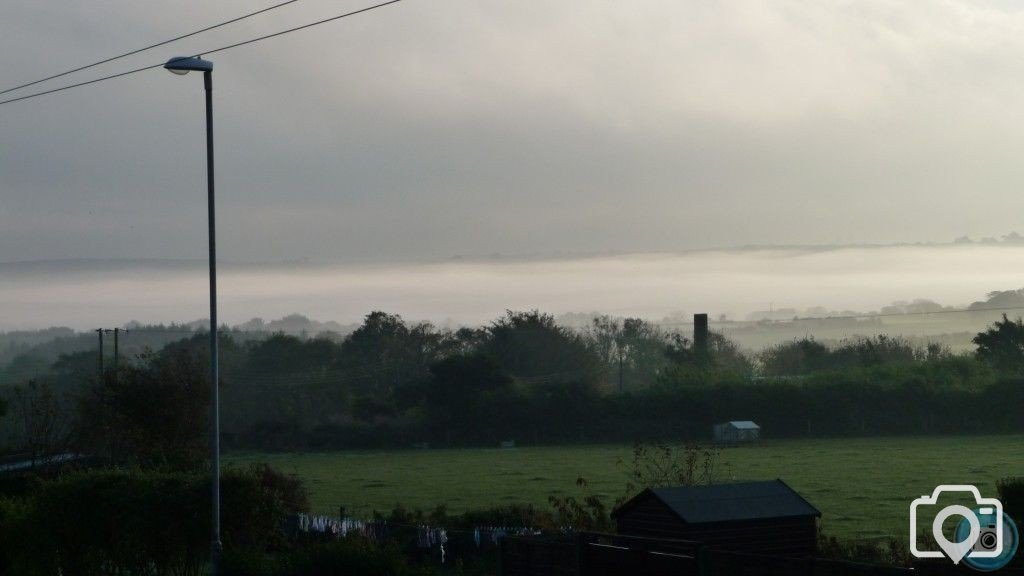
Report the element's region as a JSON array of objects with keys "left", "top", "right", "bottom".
[{"left": 4, "top": 0, "right": 1024, "bottom": 264}]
